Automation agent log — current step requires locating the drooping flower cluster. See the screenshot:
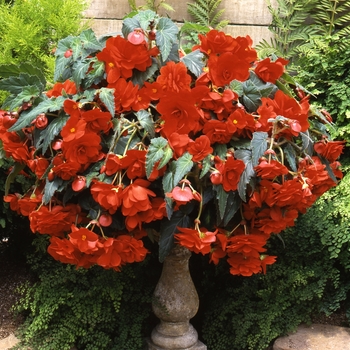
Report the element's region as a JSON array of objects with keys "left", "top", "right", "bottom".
[{"left": 0, "top": 11, "right": 344, "bottom": 276}]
